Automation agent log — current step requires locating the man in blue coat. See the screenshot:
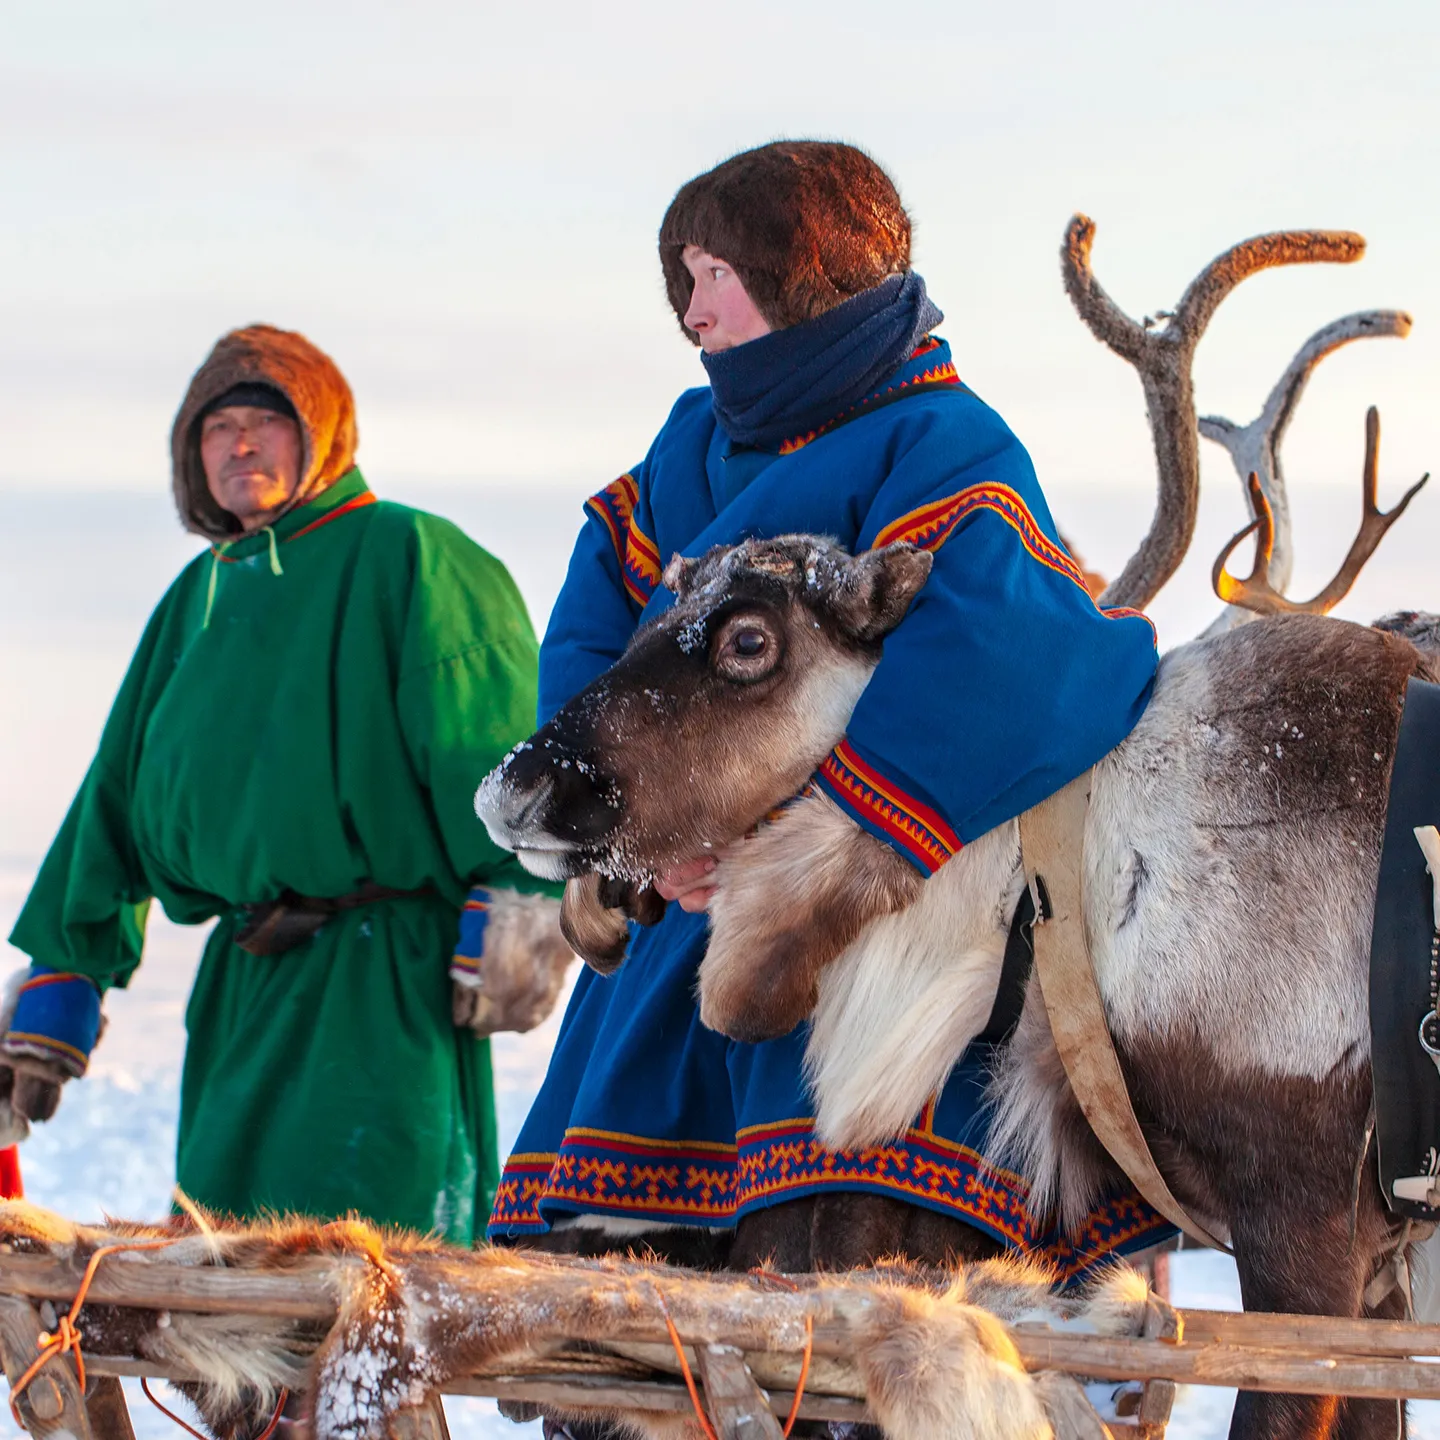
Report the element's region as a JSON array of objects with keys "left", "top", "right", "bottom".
[{"left": 490, "top": 142, "right": 1166, "bottom": 1281}]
